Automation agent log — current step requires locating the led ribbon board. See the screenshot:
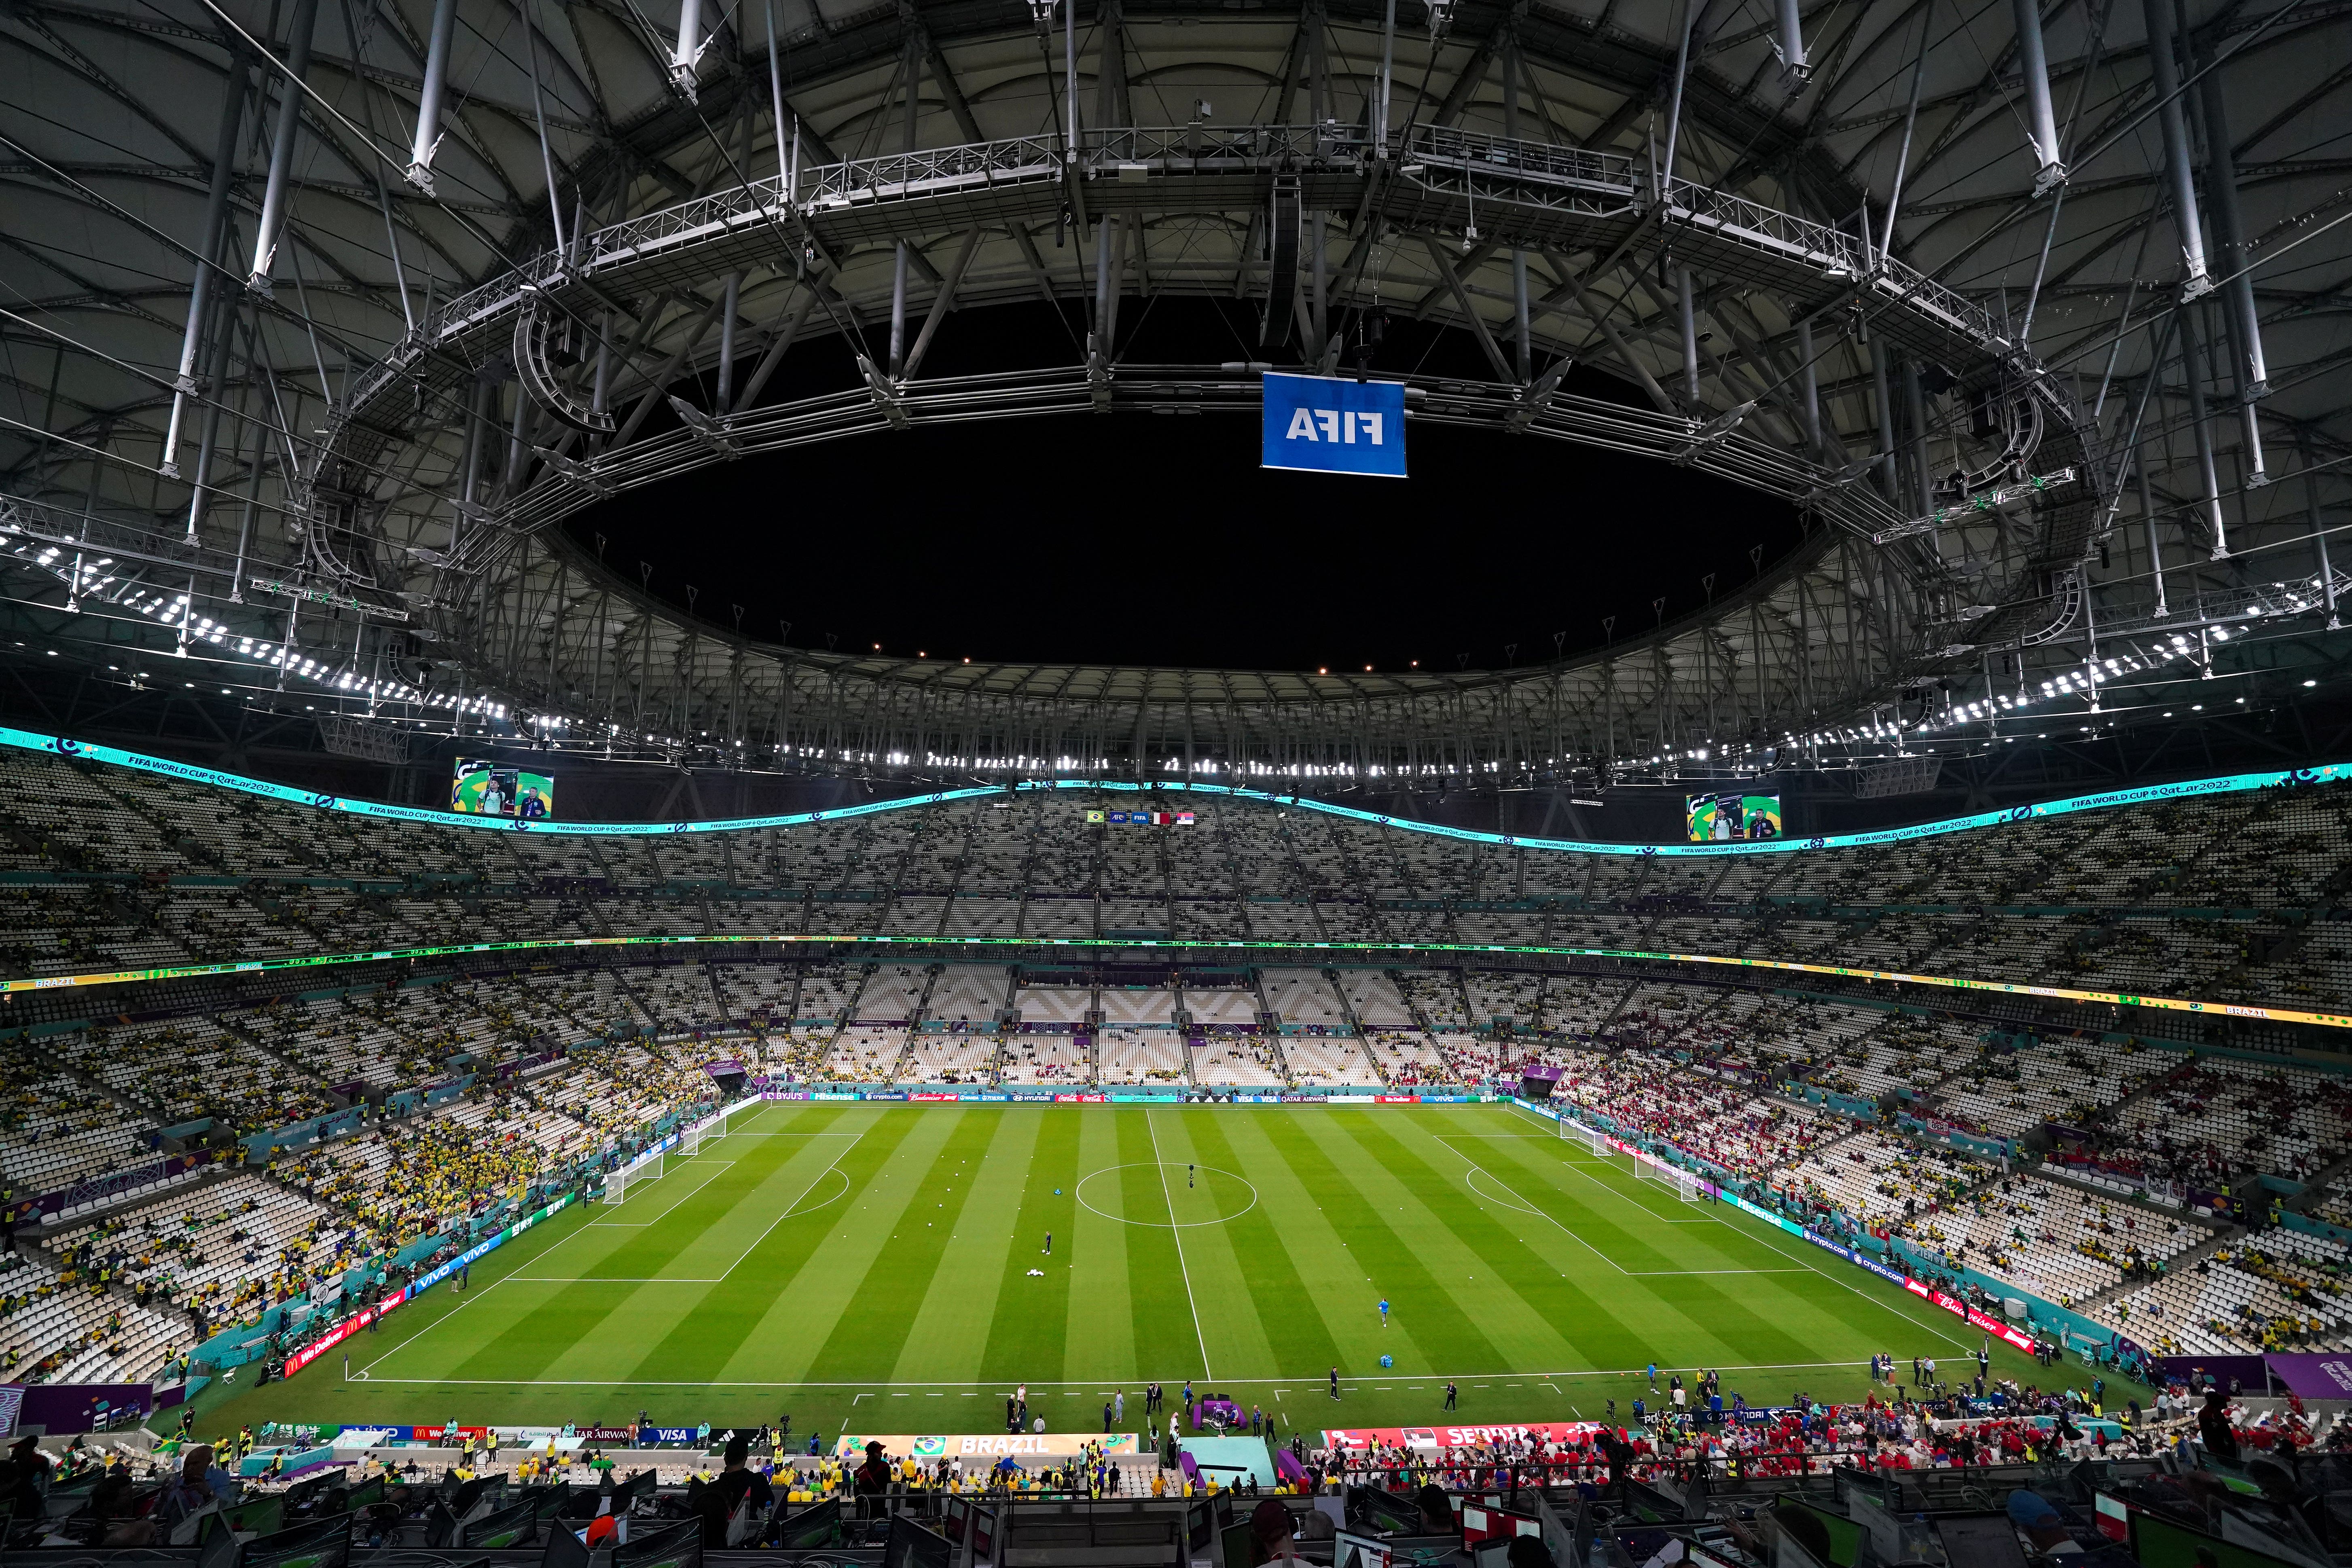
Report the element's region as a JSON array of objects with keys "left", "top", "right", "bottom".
[
  {"left": 4, "top": 928, "right": 2348, "bottom": 1032},
  {"left": 4, "top": 725, "right": 2345, "bottom": 855},
  {"left": 1260, "top": 372, "right": 1407, "bottom": 477}
]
